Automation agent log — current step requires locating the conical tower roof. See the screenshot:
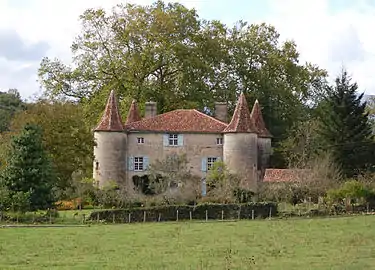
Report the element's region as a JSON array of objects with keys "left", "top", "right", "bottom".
[
  {"left": 223, "top": 92, "right": 258, "bottom": 133},
  {"left": 125, "top": 100, "right": 142, "bottom": 125},
  {"left": 250, "top": 99, "right": 272, "bottom": 138},
  {"left": 94, "top": 90, "right": 124, "bottom": 132}
]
